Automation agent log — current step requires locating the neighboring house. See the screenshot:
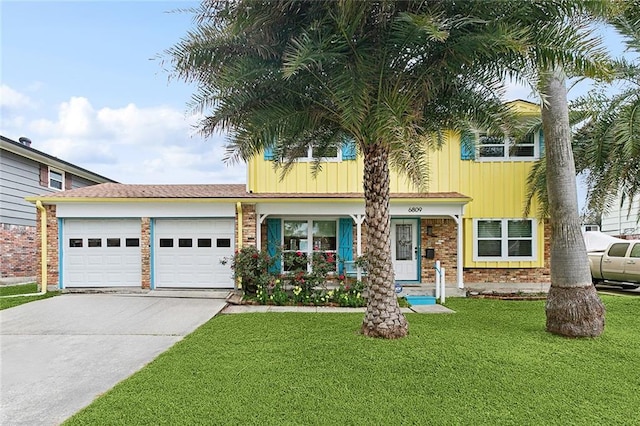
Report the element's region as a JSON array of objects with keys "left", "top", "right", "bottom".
[
  {"left": 0, "top": 135, "right": 116, "bottom": 282},
  {"left": 27, "top": 100, "right": 550, "bottom": 291},
  {"left": 600, "top": 194, "right": 640, "bottom": 239}
]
